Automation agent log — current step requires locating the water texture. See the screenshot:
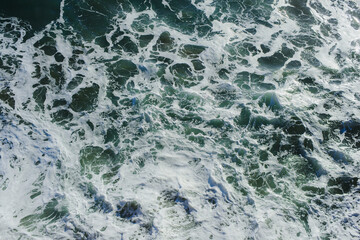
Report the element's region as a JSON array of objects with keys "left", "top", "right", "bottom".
[{"left": 0, "top": 0, "right": 359, "bottom": 239}]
